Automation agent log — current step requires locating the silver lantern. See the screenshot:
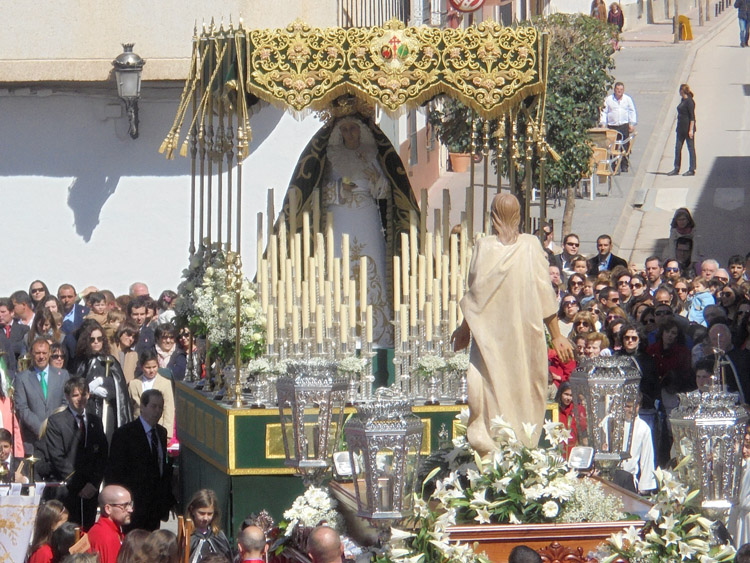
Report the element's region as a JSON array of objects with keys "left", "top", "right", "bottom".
[
  {"left": 670, "top": 388, "right": 748, "bottom": 519},
  {"left": 276, "top": 360, "right": 348, "bottom": 483},
  {"left": 344, "top": 388, "right": 424, "bottom": 525},
  {"left": 569, "top": 356, "right": 642, "bottom": 474}
]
